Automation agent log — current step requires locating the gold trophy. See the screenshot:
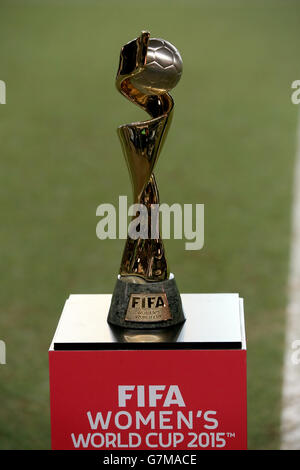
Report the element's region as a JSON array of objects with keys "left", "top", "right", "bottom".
[{"left": 108, "top": 31, "right": 185, "bottom": 329}]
